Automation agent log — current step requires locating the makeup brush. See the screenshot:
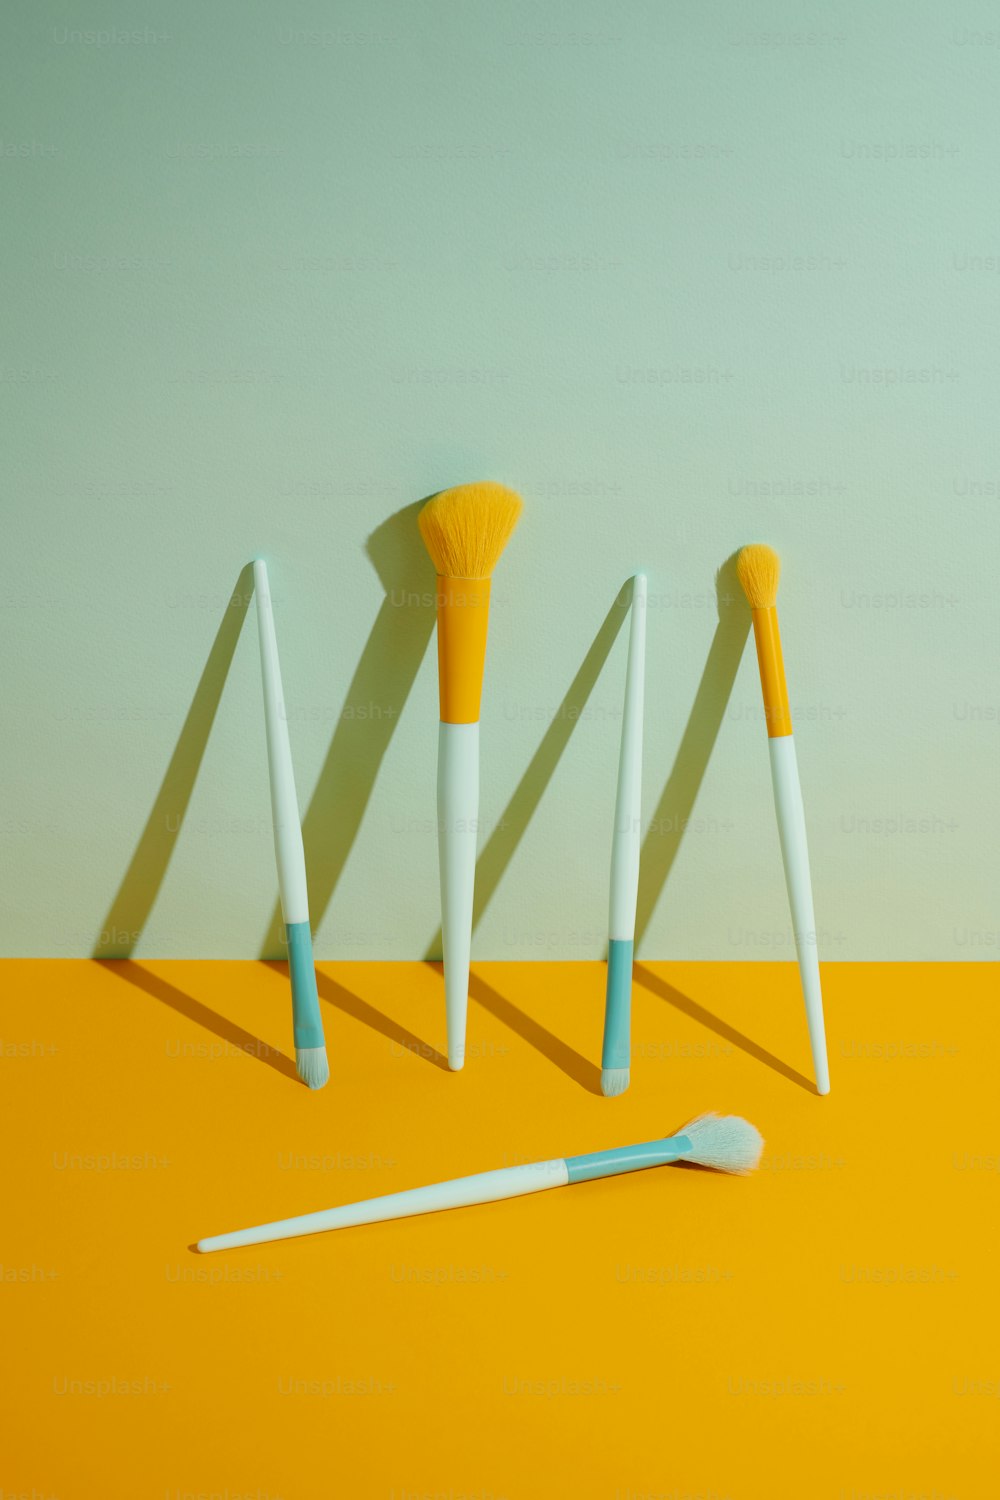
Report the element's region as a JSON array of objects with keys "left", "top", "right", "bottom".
[
  {"left": 253, "top": 558, "right": 328, "bottom": 1090},
  {"left": 601, "top": 573, "right": 647, "bottom": 1097},
  {"left": 197, "top": 1113, "right": 762, "bottom": 1251},
  {"left": 418, "top": 482, "right": 523, "bottom": 1071},
  {"left": 737, "top": 544, "right": 829, "bottom": 1095}
]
